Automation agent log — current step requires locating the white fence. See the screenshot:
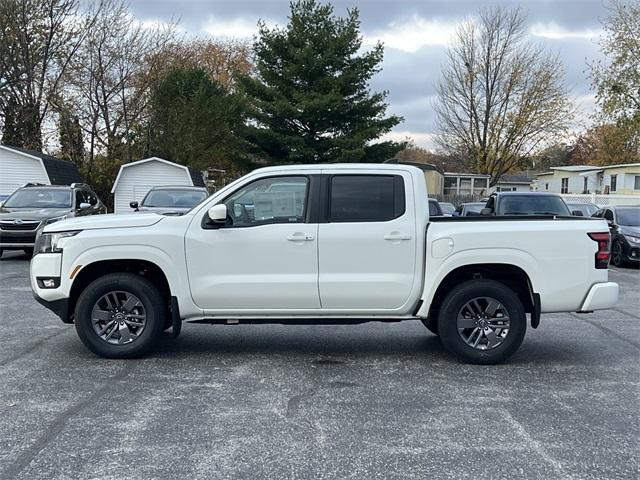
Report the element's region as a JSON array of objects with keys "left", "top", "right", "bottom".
[{"left": 561, "top": 193, "right": 640, "bottom": 207}]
